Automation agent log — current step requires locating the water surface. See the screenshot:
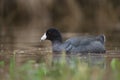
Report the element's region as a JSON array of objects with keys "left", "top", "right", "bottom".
[{"left": 0, "top": 33, "right": 120, "bottom": 80}]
